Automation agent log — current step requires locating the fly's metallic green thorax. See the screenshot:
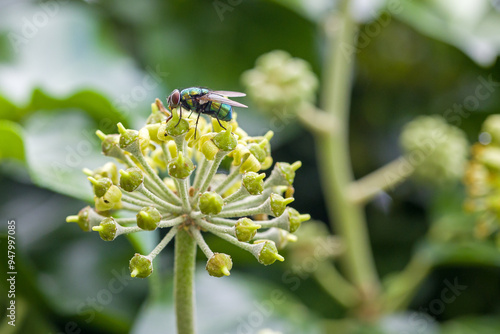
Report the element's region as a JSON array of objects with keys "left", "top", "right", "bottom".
[{"left": 167, "top": 86, "right": 247, "bottom": 137}]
